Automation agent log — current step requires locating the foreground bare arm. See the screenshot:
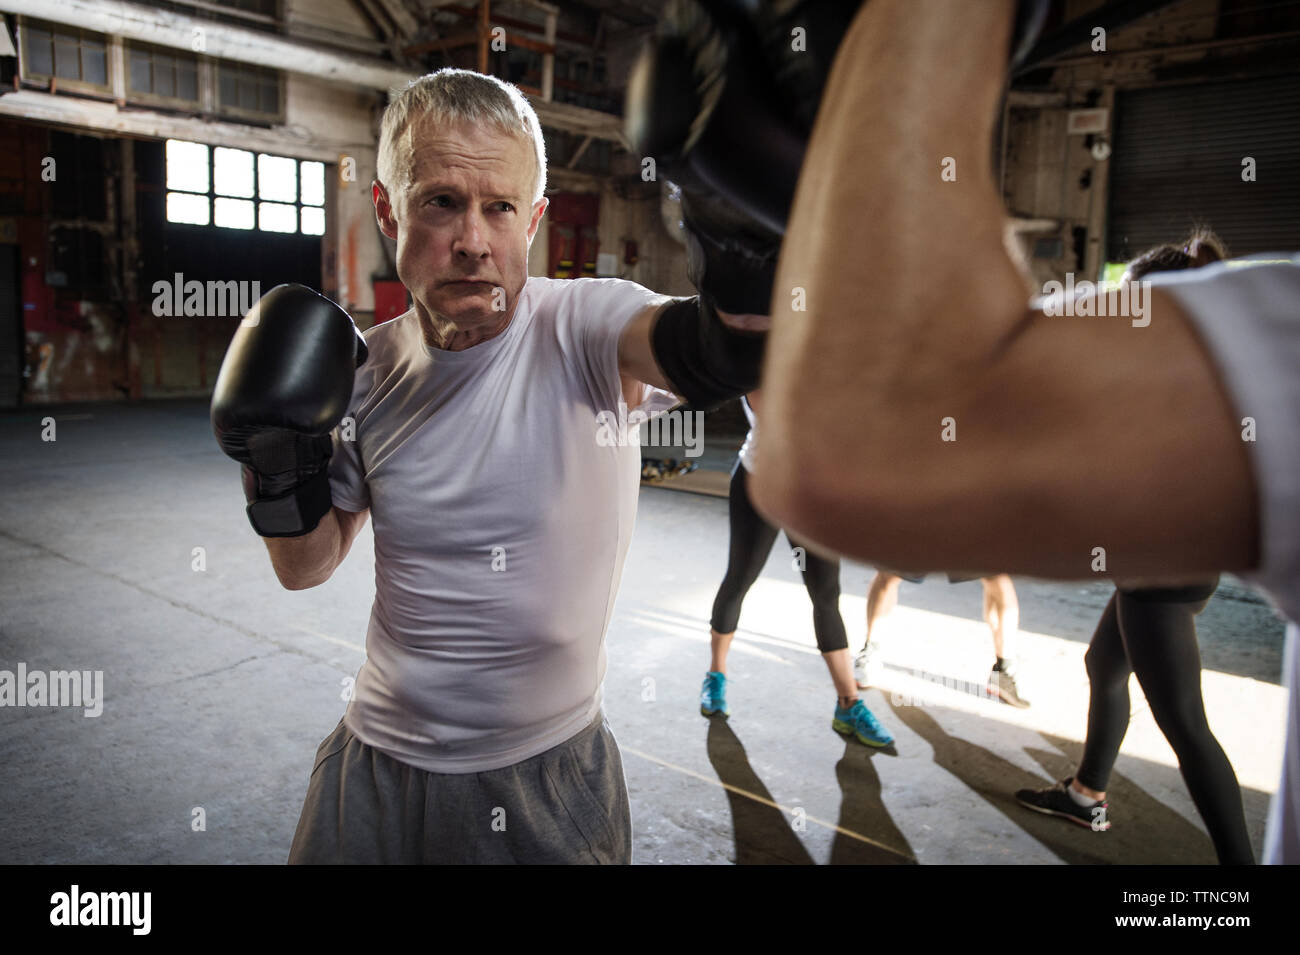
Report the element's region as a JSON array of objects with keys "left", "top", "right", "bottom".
[{"left": 750, "top": 0, "right": 1257, "bottom": 580}]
